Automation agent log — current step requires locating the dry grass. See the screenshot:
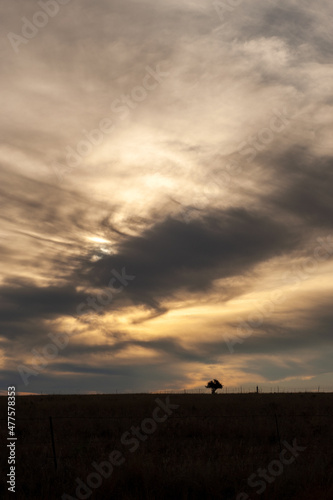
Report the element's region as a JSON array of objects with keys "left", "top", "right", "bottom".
[{"left": 1, "top": 393, "right": 332, "bottom": 499}]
